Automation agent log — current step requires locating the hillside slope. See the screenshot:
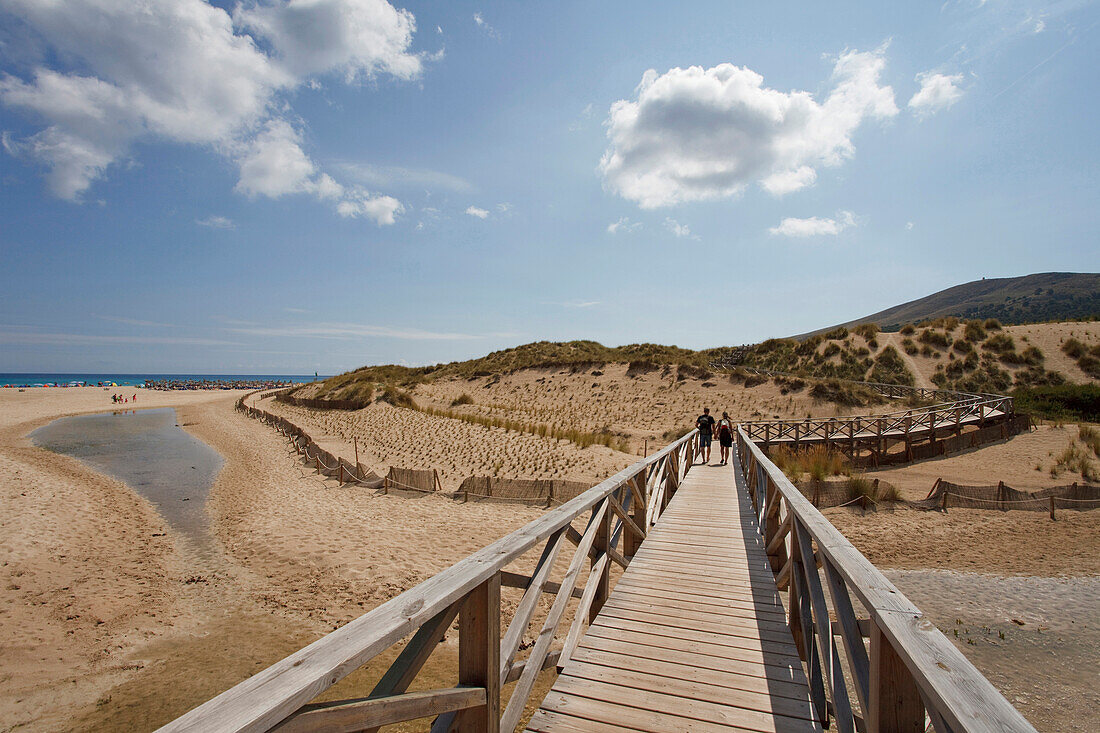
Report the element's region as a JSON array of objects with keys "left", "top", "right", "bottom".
[{"left": 797, "top": 272, "right": 1099, "bottom": 336}]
